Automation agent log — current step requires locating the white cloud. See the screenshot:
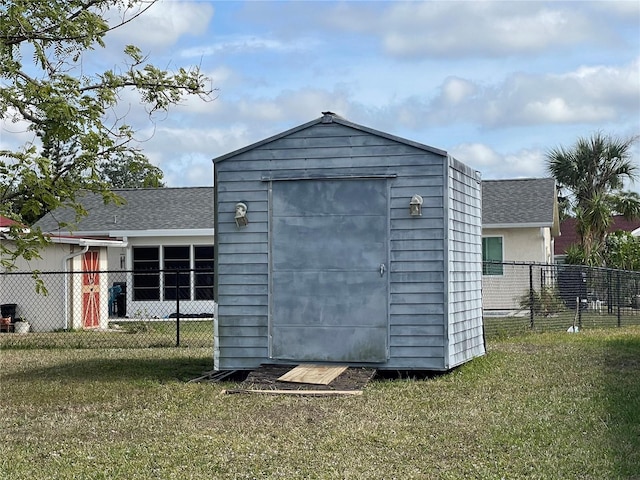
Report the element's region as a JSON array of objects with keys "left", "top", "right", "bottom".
[
  {"left": 451, "top": 143, "right": 547, "bottom": 180},
  {"left": 180, "top": 36, "right": 317, "bottom": 58},
  {"left": 441, "top": 77, "right": 477, "bottom": 105},
  {"left": 325, "top": 1, "right": 594, "bottom": 58},
  {"left": 107, "top": 0, "right": 214, "bottom": 50},
  {"left": 419, "top": 57, "right": 640, "bottom": 128},
  {"left": 451, "top": 143, "right": 502, "bottom": 169}
]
